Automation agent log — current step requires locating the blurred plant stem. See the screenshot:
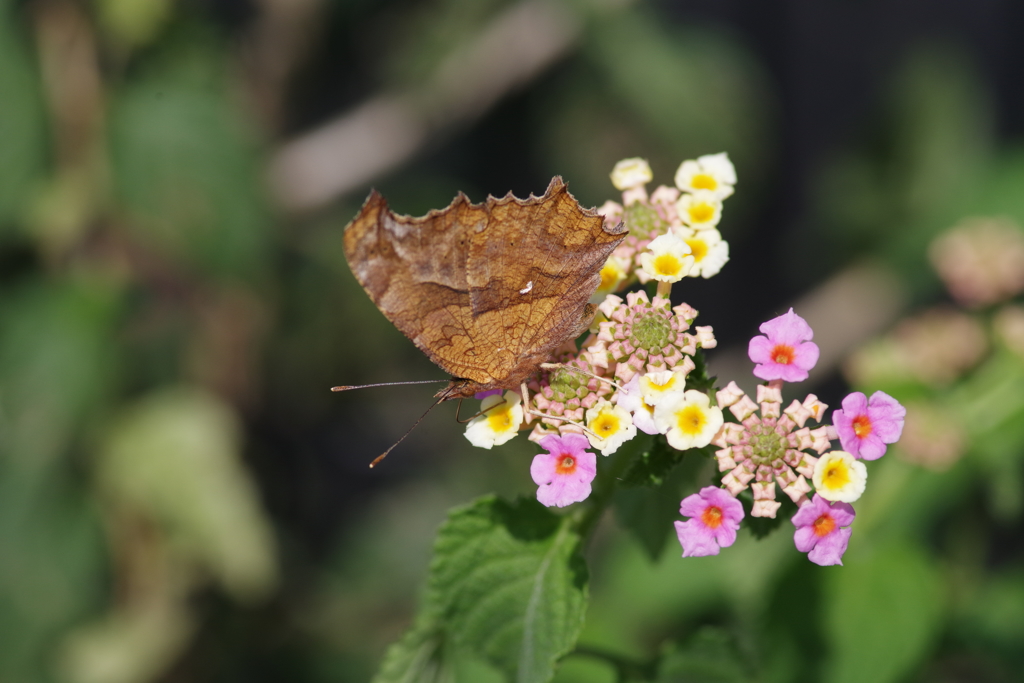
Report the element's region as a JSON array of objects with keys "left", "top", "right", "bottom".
[
  {"left": 269, "top": 0, "right": 589, "bottom": 212},
  {"left": 29, "top": 0, "right": 110, "bottom": 262}
]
